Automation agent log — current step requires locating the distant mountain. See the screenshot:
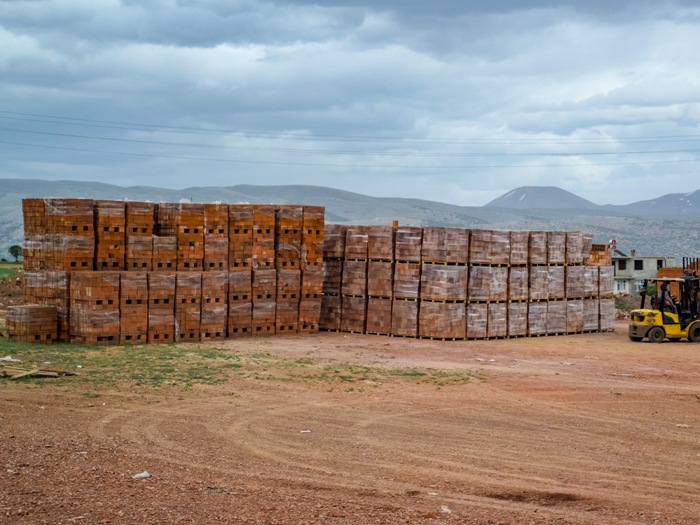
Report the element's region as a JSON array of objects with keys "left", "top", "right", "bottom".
[
  {"left": 486, "top": 185, "right": 700, "bottom": 220},
  {"left": 1, "top": 178, "right": 699, "bottom": 262},
  {"left": 604, "top": 189, "right": 700, "bottom": 219},
  {"left": 485, "top": 186, "right": 598, "bottom": 210}
]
